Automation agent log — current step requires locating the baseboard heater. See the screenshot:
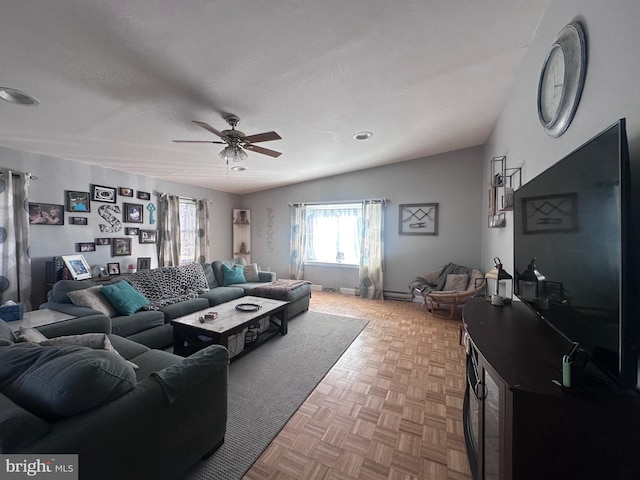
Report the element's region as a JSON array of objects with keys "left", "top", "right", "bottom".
[{"left": 383, "top": 290, "right": 412, "bottom": 301}]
